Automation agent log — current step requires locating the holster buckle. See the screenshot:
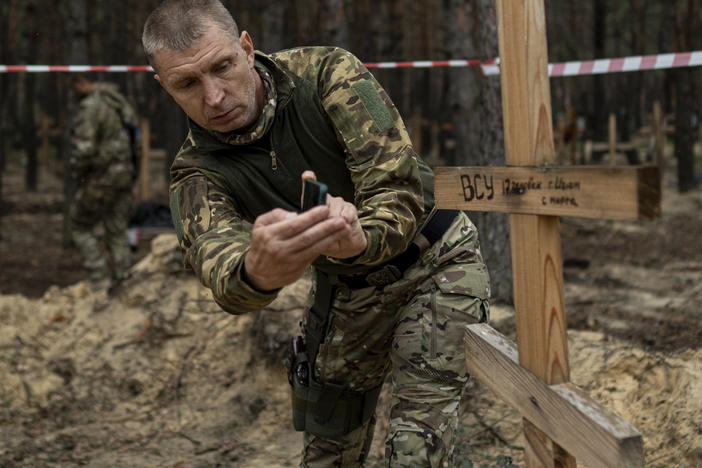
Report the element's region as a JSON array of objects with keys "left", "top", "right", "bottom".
[{"left": 365, "top": 264, "right": 402, "bottom": 287}]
